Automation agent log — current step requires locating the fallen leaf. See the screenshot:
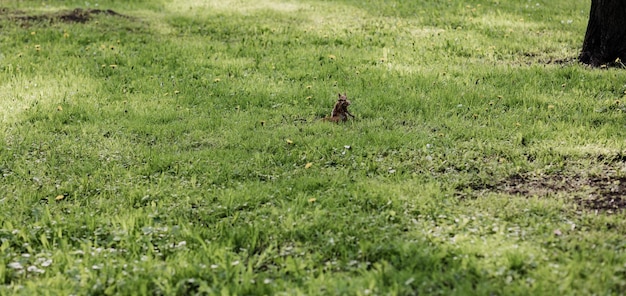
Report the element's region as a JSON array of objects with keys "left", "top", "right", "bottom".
[
  {"left": 305, "top": 162, "right": 313, "bottom": 169},
  {"left": 554, "top": 229, "right": 562, "bottom": 236},
  {"left": 55, "top": 195, "right": 65, "bottom": 201},
  {"left": 57, "top": 106, "right": 63, "bottom": 111},
  {"left": 308, "top": 198, "right": 316, "bottom": 203},
  {"left": 286, "top": 139, "right": 294, "bottom": 145}
]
